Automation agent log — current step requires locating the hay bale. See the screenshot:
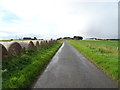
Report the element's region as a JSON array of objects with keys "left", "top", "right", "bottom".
[
  {"left": 0, "top": 44, "right": 1, "bottom": 61},
  {"left": 0, "top": 44, "right": 8, "bottom": 60},
  {"left": 47, "top": 40, "right": 51, "bottom": 45},
  {"left": 18, "top": 41, "right": 29, "bottom": 51},
  {"left": 2, "top": 44, "right": 8, "bottom": 60},
  {"left": 38, "top": 40, "right": 42, "bottom": 48},
  {"left": 36, "top": 41, "right": 40, "bottom": 48},
  {"left": 49, "top": 40, "right": 52, "bottom": 44},
  {"left": 18, "top": 41, "right": 35, "bottom": 50},
  {"left": 8, "top": 42, "right": 22, "bottom": 56},
  {"left": 29, "top": 41, "right": 36, "bottom": 49},
  {"left": 41, "top": 40, "right": 45, "bottom": 46},
  {"left": 39, "top": 40, "right": 47, "bottom": 47},
  {"left": 32, "top": 40, "right": 40, "bottom": 48},
  {"left": 0, "top": 42, "right": 22, "bottom": 56},
  {"left": 45, "top": 40, "right": 48, "bottom": 45}
]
